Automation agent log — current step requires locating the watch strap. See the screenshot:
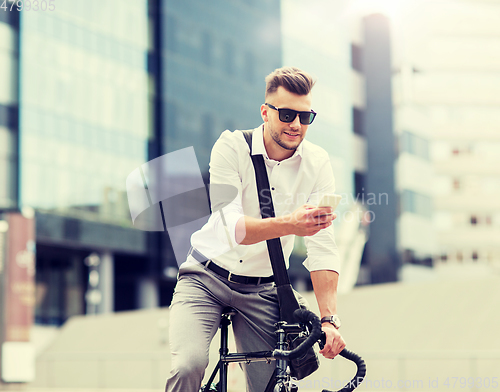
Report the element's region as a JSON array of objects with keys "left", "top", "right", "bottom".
[{"left": 321, "top": 315, "right": 341, "bottom": 328}]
